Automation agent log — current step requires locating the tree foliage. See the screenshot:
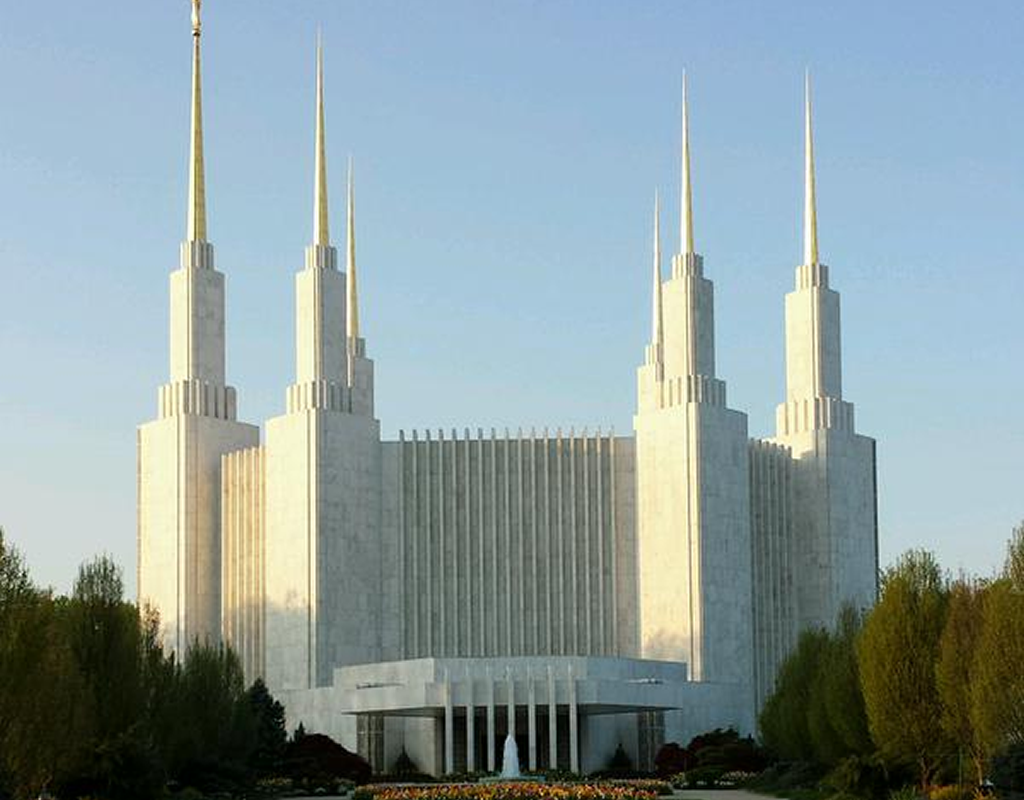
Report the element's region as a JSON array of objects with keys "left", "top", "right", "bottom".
[
  {"left": 1003, "top": 523, "right": 1024, "bottom": 590},
  {"left": 248, "top": 677, "right": 288, "bottom": 776},
  {"left": 971, "top": 527, "right": 1024, "bottom": 760},
  {"left": 857, "top": 550, "right": 950, "bottom": 788},
  {"left": 0, "top": 536, "right": 287, "bottom": 800},
  {"left": 936, "top": 576, "right": 986, "bottom": 781},
  {"left": 760, "top": 607, "right": 870, "bottom": 768},
  {"left": 813, "top": 606, "right": 873, "bottom": 763},
  {"left": 760, "top": 628, "right": 829, "bottom": 761},
  {"left": 282, "top": 734, "right": 372, "bottom": 785}
]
